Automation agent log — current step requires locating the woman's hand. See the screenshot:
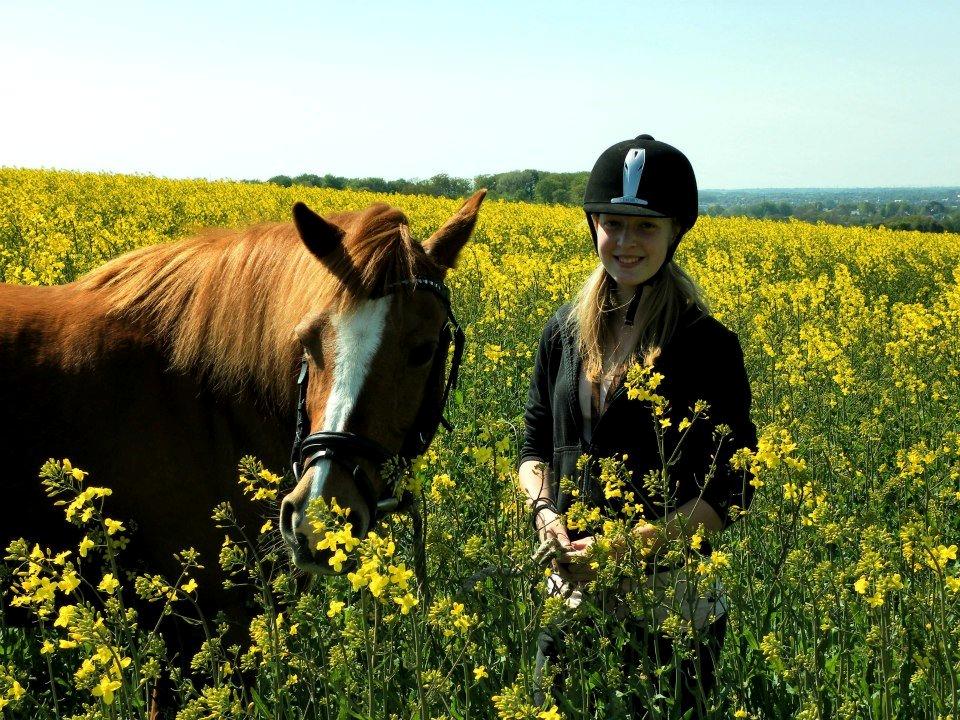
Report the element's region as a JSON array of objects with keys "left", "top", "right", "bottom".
[
  {"left": 556, "top": 535, "right": 597, "bottom": 583},
  {"left": 633, "top": 522, "right": 663, "bottom": 555},
  {"left": 532, "top": 507, "right": 573, "bottom": 566}
]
